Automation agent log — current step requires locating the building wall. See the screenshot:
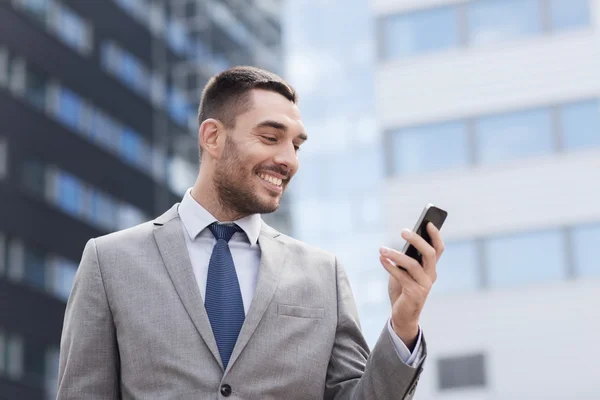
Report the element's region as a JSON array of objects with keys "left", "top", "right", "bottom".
[{"left": 372, "top": 0, "right": 600, "bottom": 398}]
